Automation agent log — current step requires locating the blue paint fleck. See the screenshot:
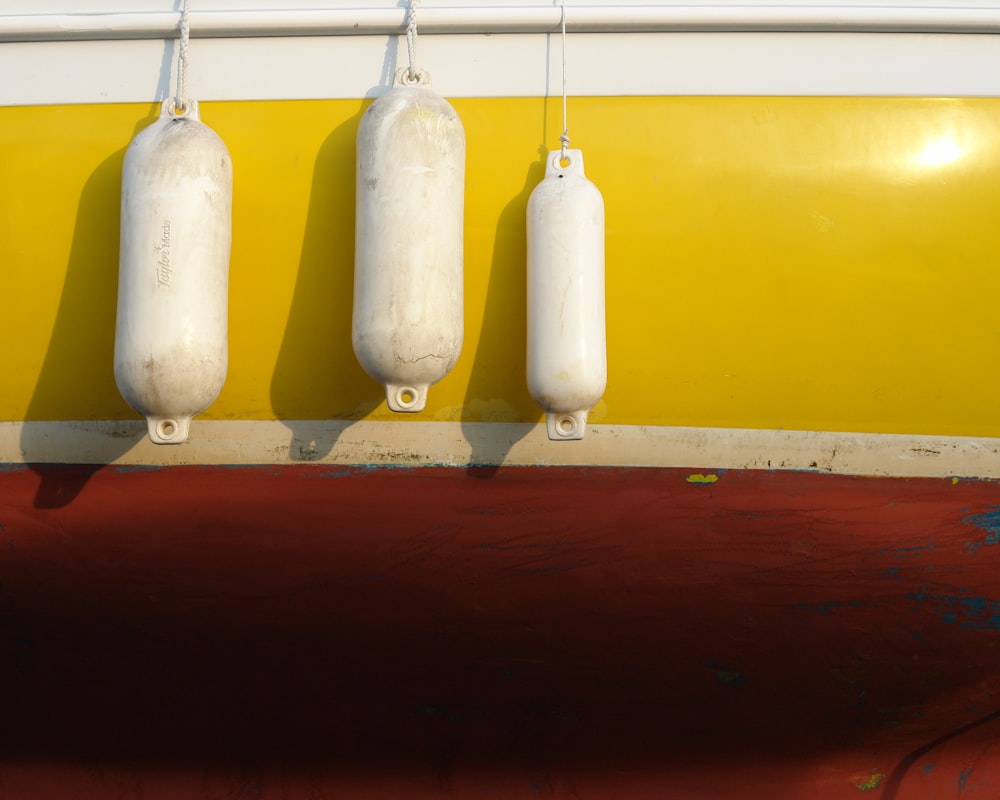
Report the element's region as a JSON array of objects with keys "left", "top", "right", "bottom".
[
  {"left": 964, "top": 507, "right": 1000, "bottom": 537},
  {"left": 959, "top": 766, "right": 974, "bottom": 793},
  {"left": 921, "top": 762, "right": 937, "bottom": 776},
  {"left": 909, "top": 591, "right": 1000, "bottom": 631},
  {"left": 877, "top": 544, "right": 936, "bottom": 559},
  {"left": 962, "top": 508, "right": 1000, "bottom": 555}
]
